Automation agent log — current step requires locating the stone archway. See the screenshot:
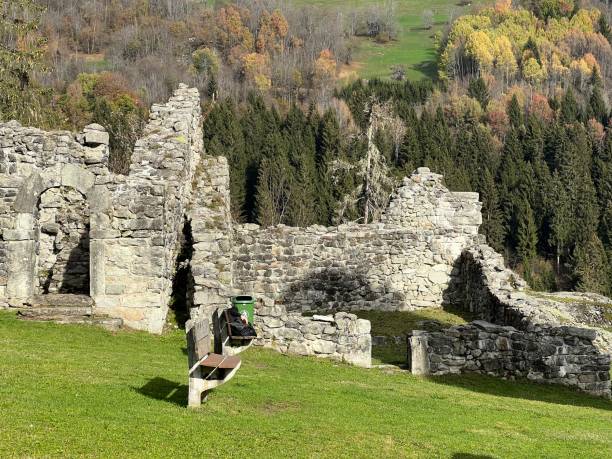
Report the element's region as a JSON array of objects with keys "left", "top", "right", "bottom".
[
  {"left": 37, "top": 186, "right": 90, "bottom": 294},
  {"left": 5, "top": 164, "right": 96, "bottom": 300}
]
